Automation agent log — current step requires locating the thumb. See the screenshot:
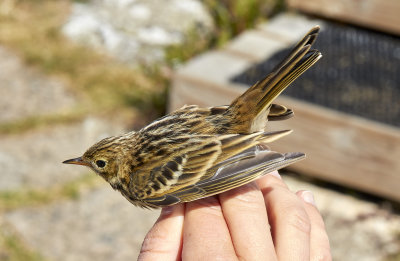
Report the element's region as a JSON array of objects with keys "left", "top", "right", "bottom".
[{"left": 138, "top": 204, "right": 185, "bottom": 261}]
